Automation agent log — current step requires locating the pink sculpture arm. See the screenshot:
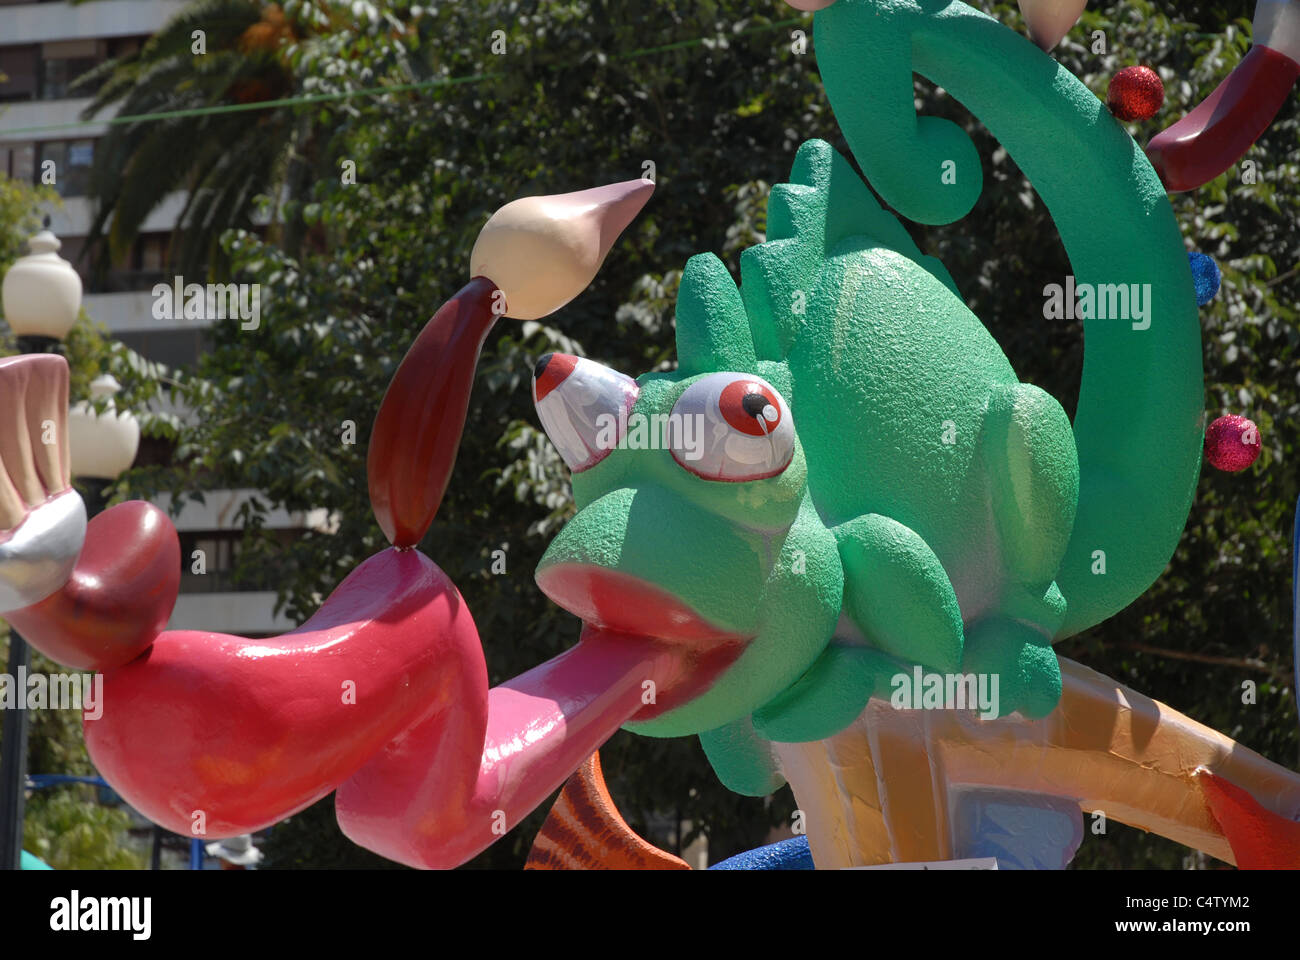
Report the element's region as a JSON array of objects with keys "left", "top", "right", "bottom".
[{"left": 1, "top": 177, "right": 657, "bottom": 867}]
